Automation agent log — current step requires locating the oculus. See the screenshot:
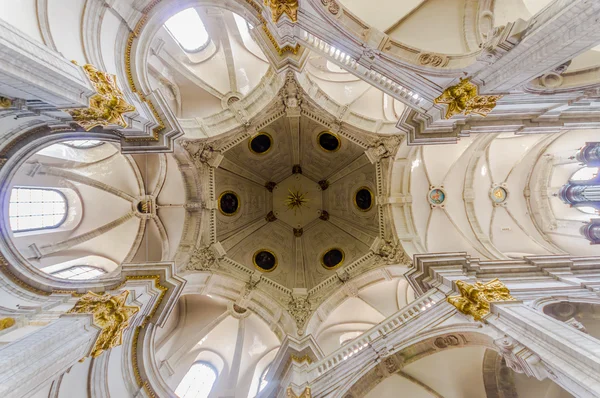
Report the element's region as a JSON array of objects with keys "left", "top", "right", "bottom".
[
  {"left": 321, "top": 248, "right": 344, "bottom": 269},
  {"left": 253, "top": 249, "right": 277, "bottom": 272},
  {"left": 249, "top": 133, "right": 273, "bottom": 155},
  {"left": 218, "top": 191, "right": 240, "bottom": 216},
  {"left": 317, "top": 131, "right": 341, "bottom": 152},
  {"left": 490, "top": 186, "right": 508, "bottom": 204},
  {"left": 354, "top": 187, "right": 374, "bottom": 211},
  {"left": 428, "top": 188, "right": 446, "bottom": 205}
]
